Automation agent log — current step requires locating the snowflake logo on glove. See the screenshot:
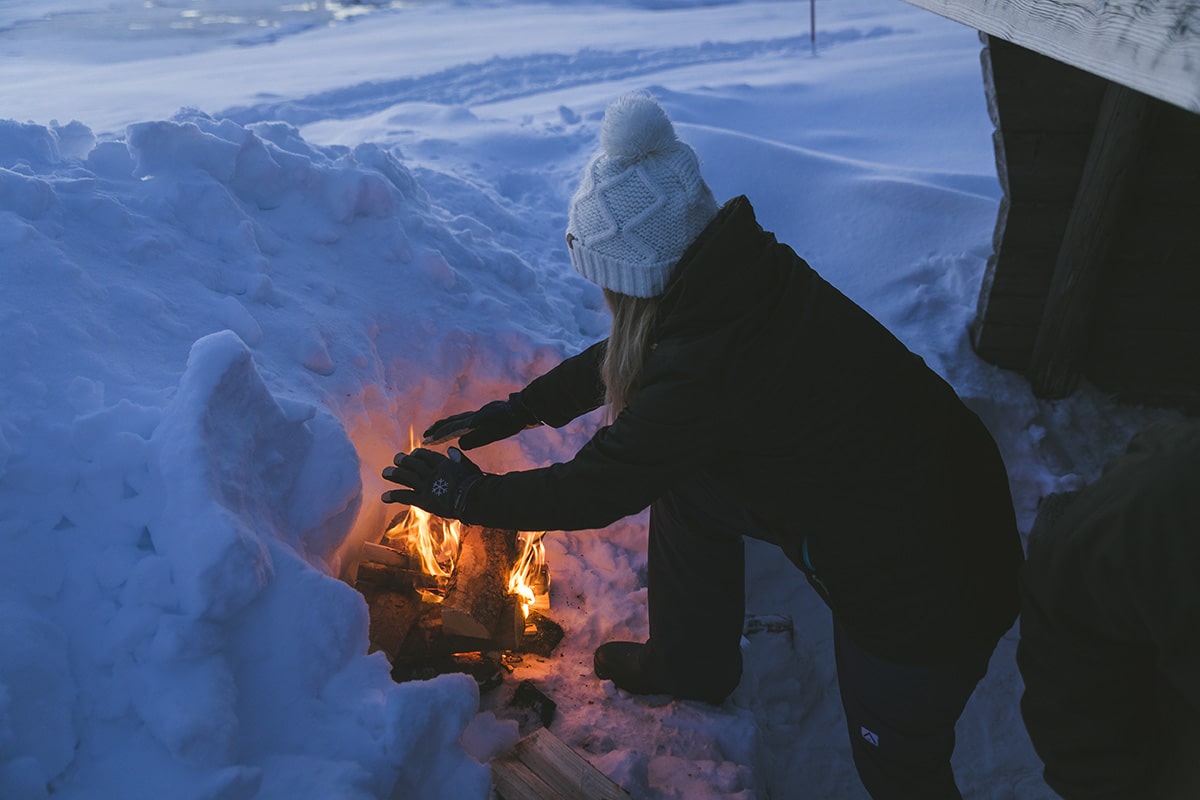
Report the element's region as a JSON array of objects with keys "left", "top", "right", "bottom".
[{"left": 431, "top": 477, "right": 450, "bottom": 497}]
